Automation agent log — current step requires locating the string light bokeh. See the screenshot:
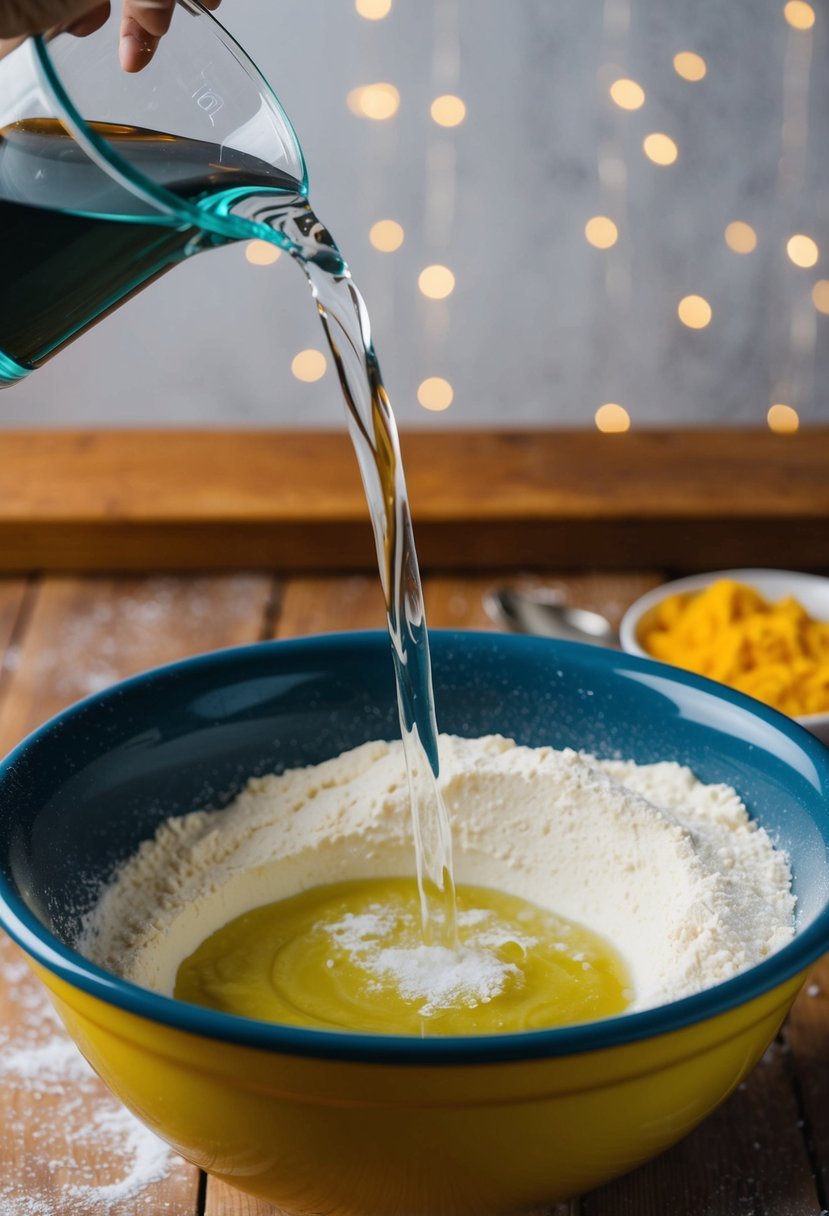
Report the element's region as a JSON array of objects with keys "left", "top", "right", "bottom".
[
  {"left": 812, "top": 281, "right": 829, "bottom": 314},
  {"left": 609, "top": 78, "right": 645, "bottom": 110},
  {"left": 678, "top": 295, "right": 713, "bottom": 329},
  {"left": 786, "top": 234, "right": 819, "bottom": 268},
  {"left": 369, "top": 220, "right": 405, "bottom": 252},
  {"left": 673, "top": 51, "right": 706, "bottom": 82},
  {"left": 418, "top": 377, "right": 454, "bottom": 410},
  {"left": 355, "top": 0, "right": 392, "bottom": 19},
  {"left": 245, "top": 241, "right": 281, "bottom": 266},
  {"left": 8, "top": 0, "right": 828, "bottom": 429},
  {"left": 346, "top": 83, "right": 400, "bottom": 120},
  {"left": 585, "top": 216, "right": 619, "bottom": 249},
  {"left": 291, "top": 350, "right": 328, "bottom": 383},
  {"left": 418, "top": 265, "right": 456, "bottom": 299},
  {"left": 642, "top": 133, "right": 678, "bottom": 166},
  {"left": 430, "top": 95, "right": 466, "bottom": 127},
  {"left": 595, "top": 403, "right": 631, "bottom": 433},
  {"left": 724, "top": 222, "right": 758, "bottom": 255},
  {"left": 784, "top": 1, "right": 815, "bottom": 30},
  {"left": 767, "top": 403, "right": 800, "bottom": 432},
  {"left": 228, "top": 0, "right": 828, "bottom": 430}
]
